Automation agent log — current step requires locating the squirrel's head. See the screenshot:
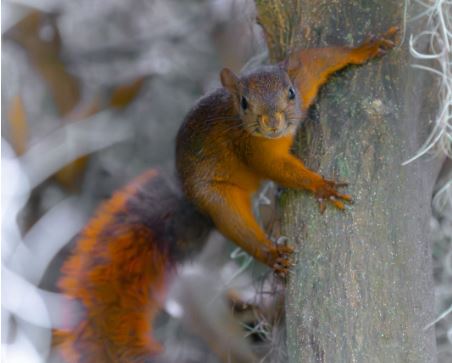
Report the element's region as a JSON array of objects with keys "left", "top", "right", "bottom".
[{"left": 220, "top": 65, "right": 303, "bottom": 139}]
